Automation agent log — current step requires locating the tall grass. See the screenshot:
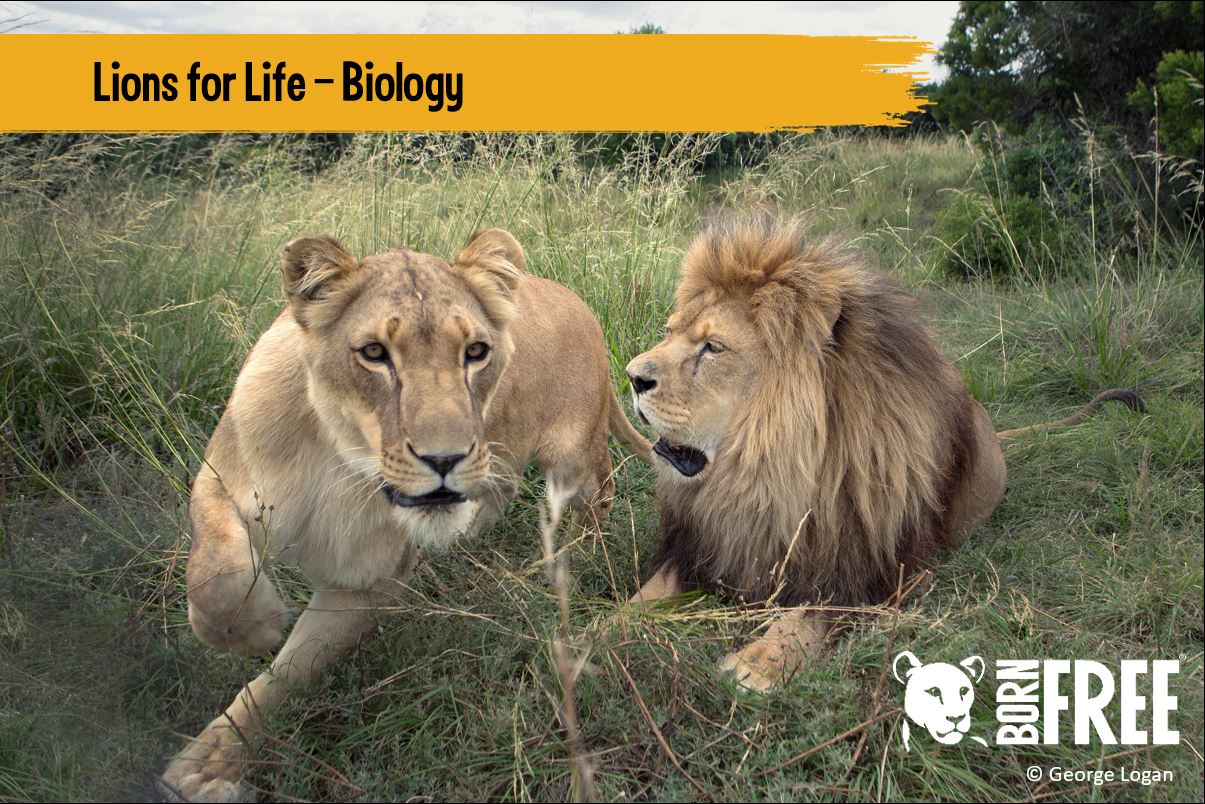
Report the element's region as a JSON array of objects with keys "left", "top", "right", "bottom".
[{"left": 0, "top": 132, "right": 1201, "bottom": 802}]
